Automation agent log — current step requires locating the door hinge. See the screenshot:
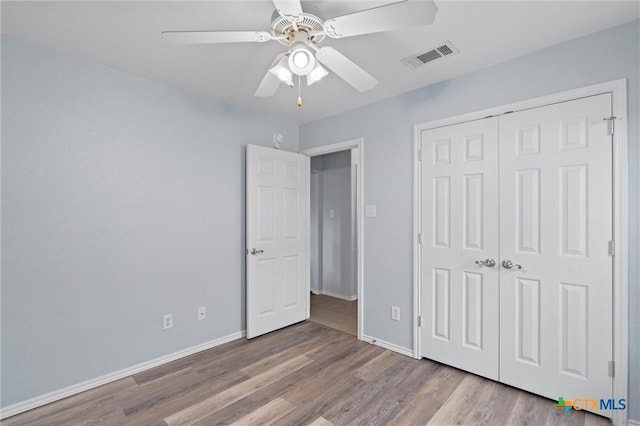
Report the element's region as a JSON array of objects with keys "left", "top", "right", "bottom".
[
  {"left": 418, "top": 233, "right": 422, "bottom": 245},
  {"left": 608, "top": 240, "right": 615, "bottom": 256},
  {"left": 608, "top": 361, "right": 615, "bottom": 377},
  {"left": 418, "top": 149, "right": 423, "bottom": 162},
  {"left": 418, "top": 316, "right": 422, "bottom": 327},
  {"left": 604, "top": 116, "right": 617, "bottom": 136}
]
